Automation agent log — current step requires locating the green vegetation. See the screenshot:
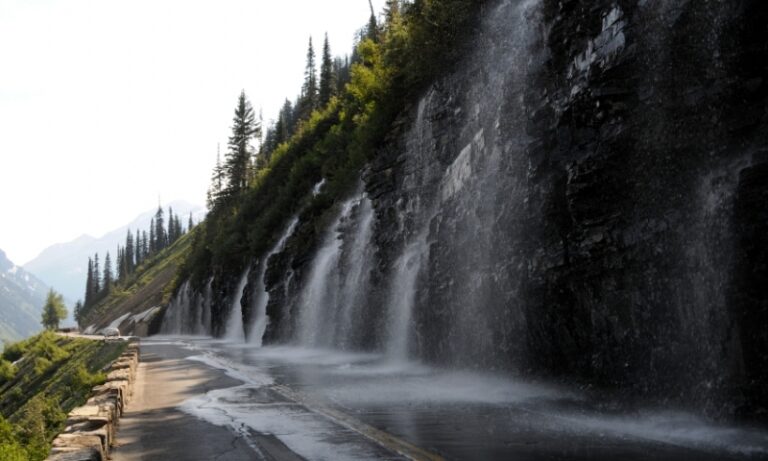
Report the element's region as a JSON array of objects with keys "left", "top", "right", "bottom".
[
  {"left": 182, "top": 0, "right": 485, "bottom": 285},
  {"left": 0, "top": 332, "right": 126, "bottom": 461},
  {"left": 78, "top": 230, "right": 195, "bottom": 328},
  {"left": 77, "top": 206, "right": 195, "bottom": 327},
  {"left": 40, "top": 290, "right": 67, "bottom": 331},
  {"left": 72, "top": 0, "right": 486, "bottom": 329}
]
